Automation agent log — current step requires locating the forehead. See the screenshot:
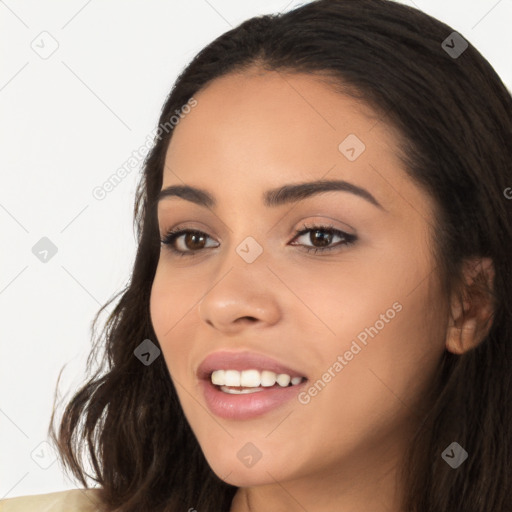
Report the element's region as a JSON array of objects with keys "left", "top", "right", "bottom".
[
  {"left": 165, "top": 70, "right": 396, "bottom": 169},
  {"left": 161, "top": 69, "right": 430, "bottom": 220}
]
